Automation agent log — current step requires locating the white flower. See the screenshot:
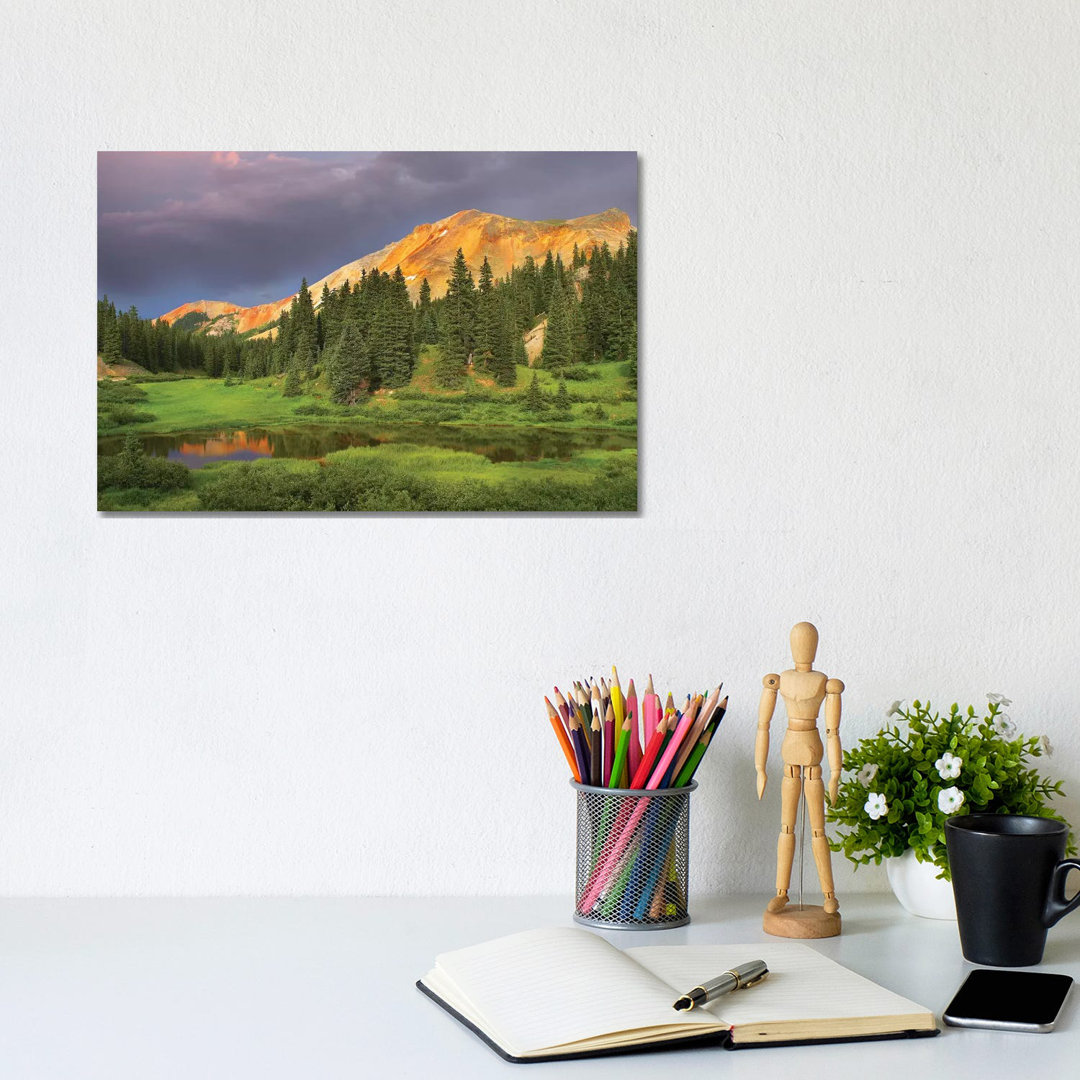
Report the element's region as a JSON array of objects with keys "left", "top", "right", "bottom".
[
  {"left": 1041, "top": 734, "right": 1054, "bottom": 757},
  {"left": 885, "top": 700, "right": 904, "bottom": 718},
  {"left": 864, "top": 793, "right": 889, "bottom": 820},
  {"left": 938, "top": 786, "right": 965, "bottom": 814},
  {"left": 987, "top": 692, "right": 1013, "bottom": 707},
  {"left": 993, "top": 713, "right": 1017, "bottom": 738},
  {"left": 857, "top": 763, "right": 879, "bottom": 785},
  {"left": 935, "top": 751, "right": 962, "bottom": 780}
]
